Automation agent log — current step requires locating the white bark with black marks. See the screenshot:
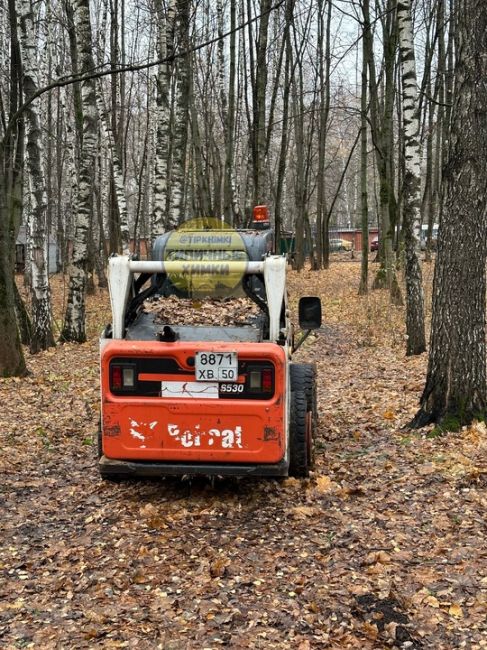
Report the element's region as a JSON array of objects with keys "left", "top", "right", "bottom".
[
  {"left": 95, "top": 84, "right": 130, "bottom": 252},
  {"left": 19, "top": 0, "right": 55, "bottom": 352},
  {"left": 61, "top": 0, "right": 98, "bottom": 343},
  {"left": 168, "top": 0, "right": 190, "bottom": 229},
  {"left": 152, "top": 0, "right": 174, "bottom": 237},
  {"left": 397, "top": 0, "right": 426, "bottom": 355}
]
